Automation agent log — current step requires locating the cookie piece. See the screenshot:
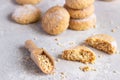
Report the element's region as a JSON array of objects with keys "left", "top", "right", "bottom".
[
  {"left": 62, "top": 46, "right": 96, "bottom": 64},
  {"left": 42, "top": 6, "right": 70, "bottom": 35},
  {"left": 12, "top": 5, "right": 41, "bottom": 24},
  {"left": 16, "top": 0, "right": 41, "bottom": 5},
  {"left": 64, "top": 5, "right": 94, "bottom": 19},
  {"left": 65, "top": 0, "right": 95, "bottom": 9},
  {"left": 69, "top": 14, "right": 96, "bottom": 31},
  {"left": 86, "top": 34, "right": 117, "bottom": 54}
]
